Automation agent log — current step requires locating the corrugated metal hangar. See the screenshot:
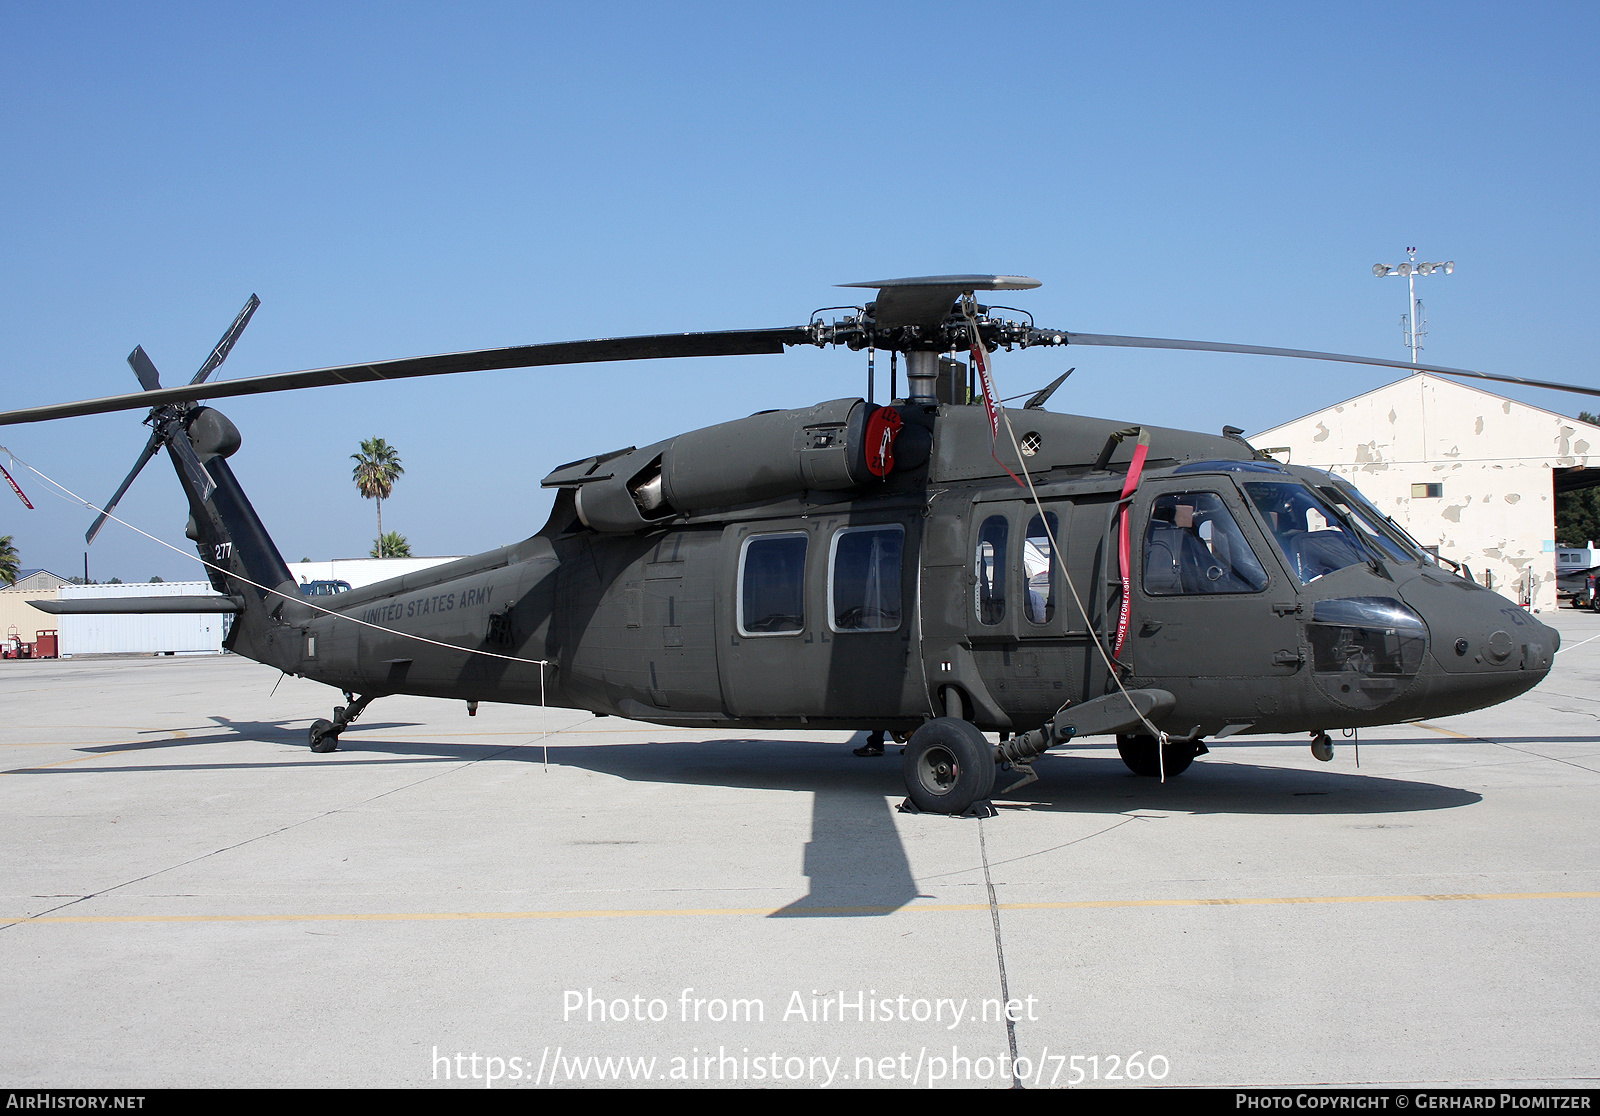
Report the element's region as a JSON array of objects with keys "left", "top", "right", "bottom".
[{"left": 53, "top": 582, "right": 230, "bottom": 655}]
